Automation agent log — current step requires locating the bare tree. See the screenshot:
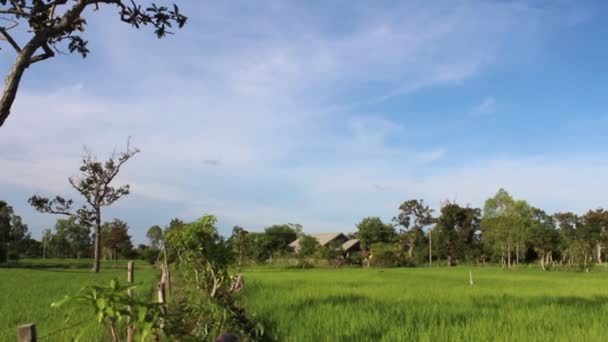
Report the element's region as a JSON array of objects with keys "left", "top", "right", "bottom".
[
  {"left": 29, "top": 142, "right": 139, "bottom": 272},
  {"left": 0, "top": 0, "right": 187, "bottom": 127}
]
